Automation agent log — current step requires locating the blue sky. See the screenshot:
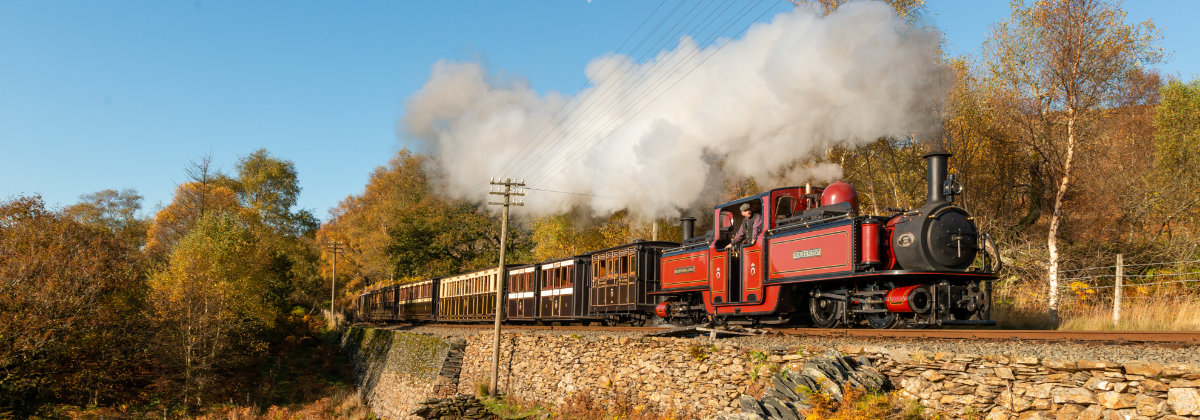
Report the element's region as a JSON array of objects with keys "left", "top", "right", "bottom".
[{"left": 1, "top": 1, "right": 1196, "bottom": 221}]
